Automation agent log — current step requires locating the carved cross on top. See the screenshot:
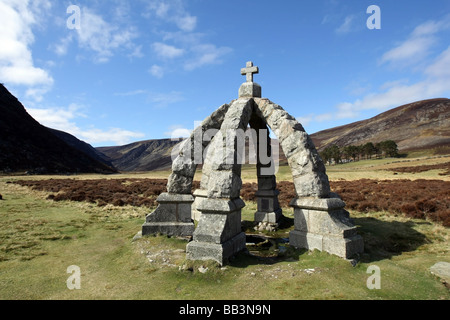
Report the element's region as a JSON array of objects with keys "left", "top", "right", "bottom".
[{"left": 241, "top": 61, "right": 259, "bottom": 83}]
